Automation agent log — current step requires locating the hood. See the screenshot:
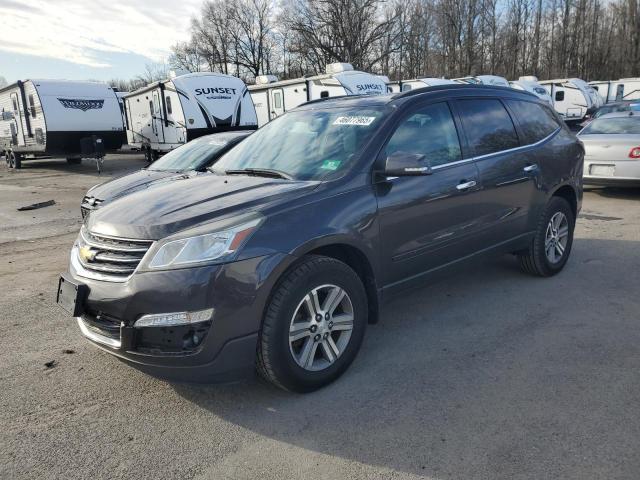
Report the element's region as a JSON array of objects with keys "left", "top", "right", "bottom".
[
  {"left": 87, "top": 173, "right": 317, "bottom": 239},
  {"left": 87, "top": 170, "right": 177, "bottom": 203}
]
